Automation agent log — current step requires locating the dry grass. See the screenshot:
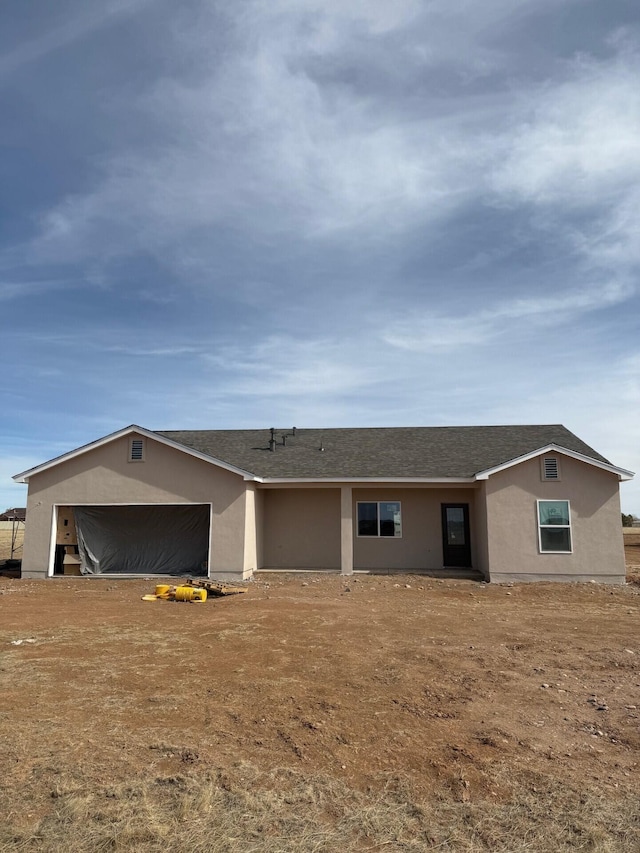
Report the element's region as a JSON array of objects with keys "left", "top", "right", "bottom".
[
  {"left": 1, "top": 550, "right": 640, "bottom": 852},
  {"left": 0, "top": 526, "right": 24, "bottom": 561},
  {"left": 1, "top": 763, "right": 638, "bottom": 853}
]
